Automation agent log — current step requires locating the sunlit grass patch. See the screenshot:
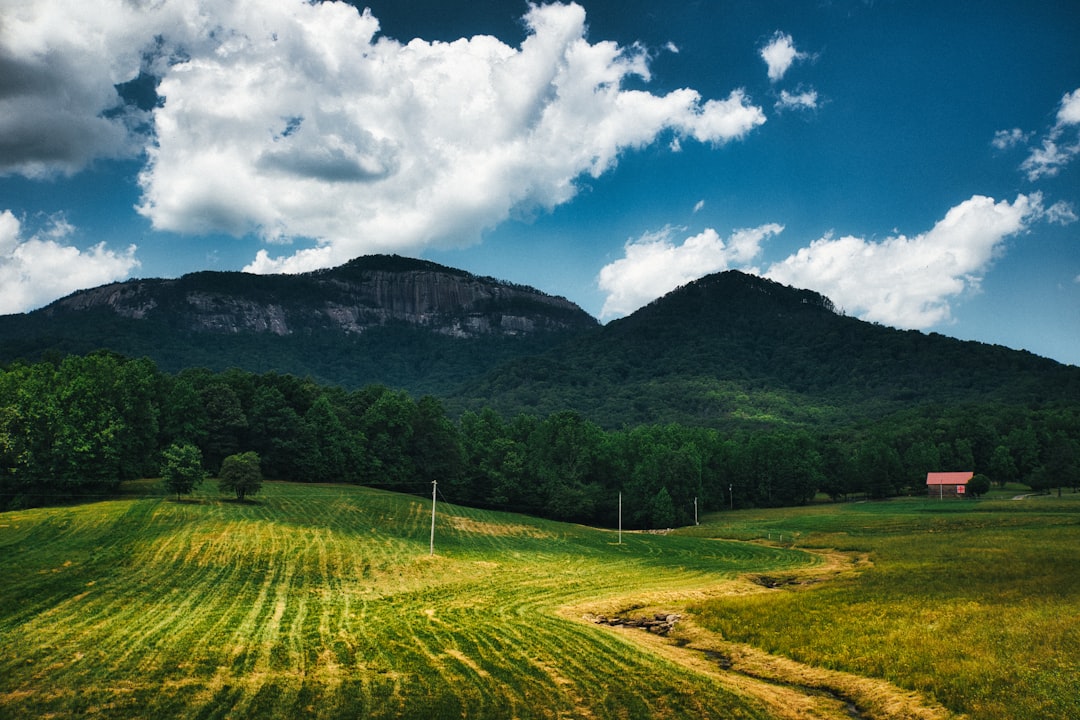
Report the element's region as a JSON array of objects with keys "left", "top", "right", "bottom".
[
  {"left": 0, "top": 482, "right": 811, "bottom": 719},
  {"left": 688, "top": 495, "right": 1080, "bottom": 720}
]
